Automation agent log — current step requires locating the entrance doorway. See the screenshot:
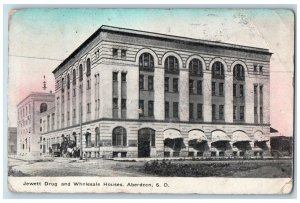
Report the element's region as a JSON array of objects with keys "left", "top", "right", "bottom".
[{"left": 138, "top": 128, "right": 155, "bottom": 158}]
